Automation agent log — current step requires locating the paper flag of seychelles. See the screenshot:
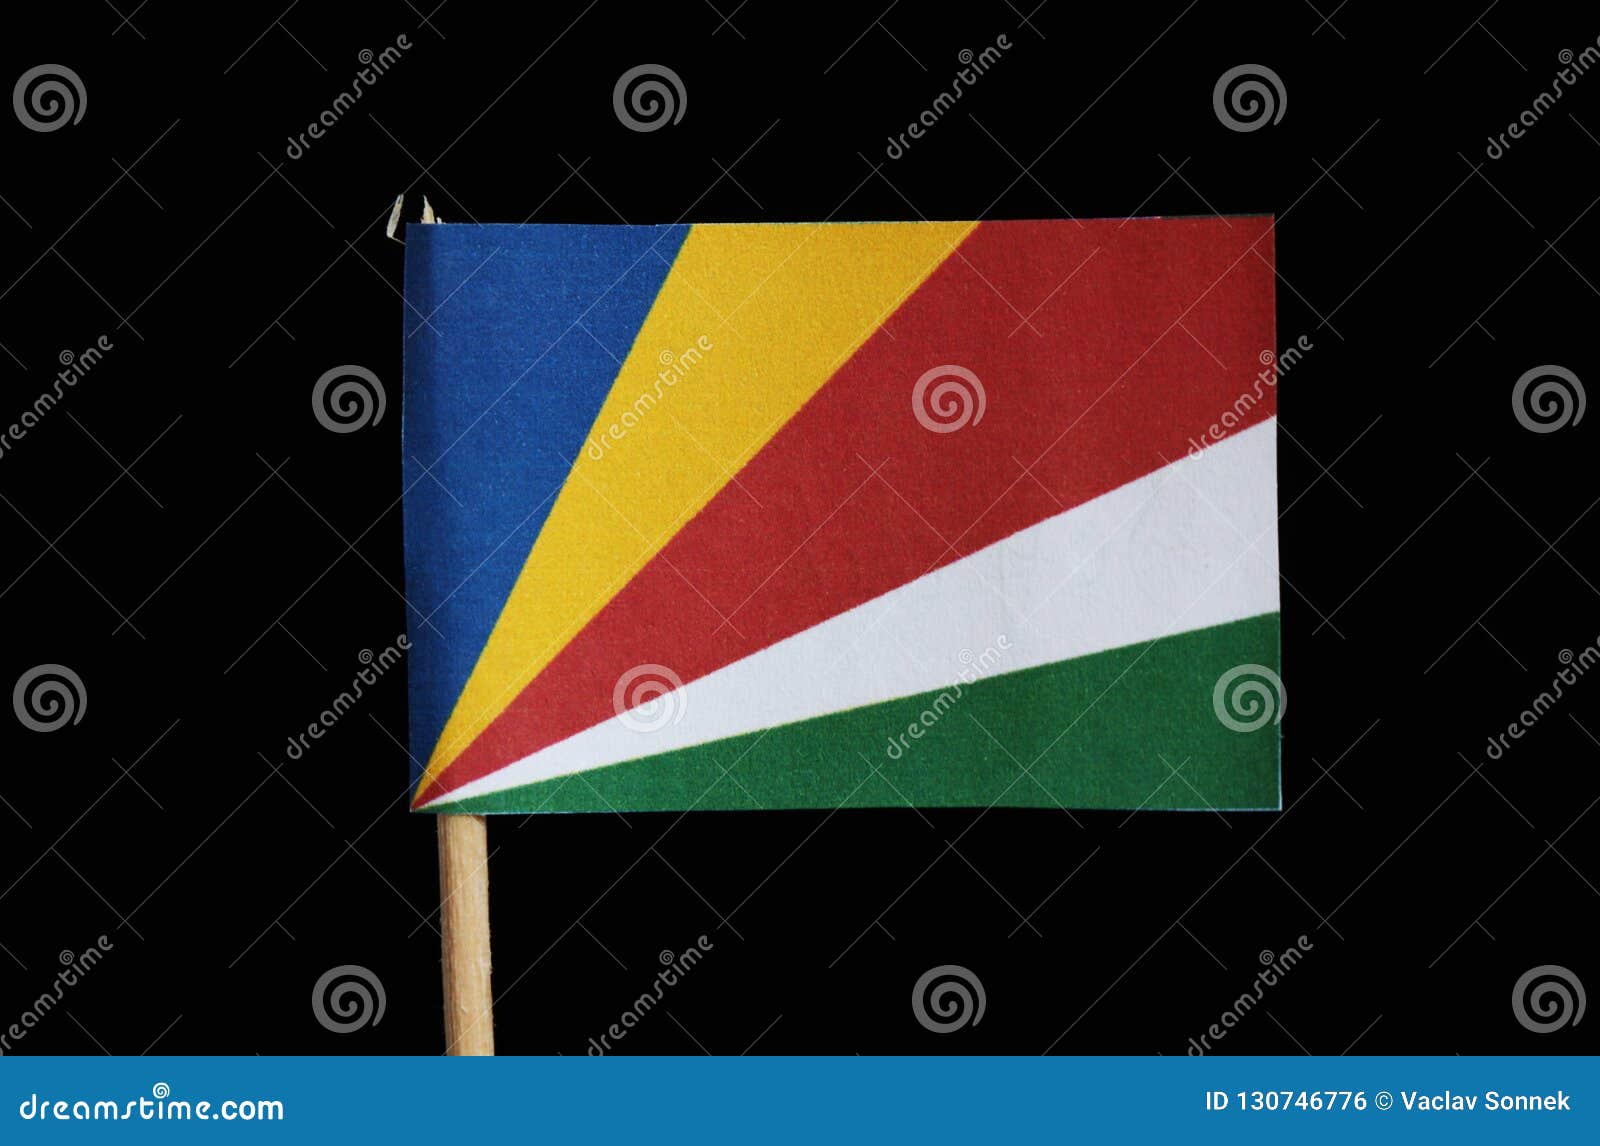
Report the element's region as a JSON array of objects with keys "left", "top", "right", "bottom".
[{"left": 402, "top": 219, "right": 1281, "bottom": 814}]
